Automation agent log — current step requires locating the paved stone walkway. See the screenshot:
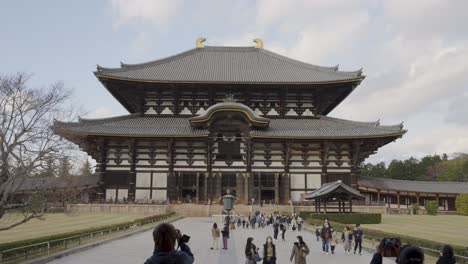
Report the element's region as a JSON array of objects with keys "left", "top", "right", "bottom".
[{"left": 49, "top": 217, "right": 393, "bottom": 264}]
